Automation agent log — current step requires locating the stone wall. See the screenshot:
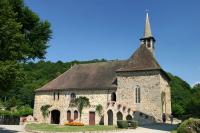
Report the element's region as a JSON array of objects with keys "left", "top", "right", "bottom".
[
  {"left": 33, "top": 70, "right": 171, "bottom": 125},
  {"left": 159, "top": 73, "right": 171, "bottom": 118},
  {"left": 116, "top": 70, "right": 166, "bottom": 121},
  {"left": 33, "top": 89, "right": 116, "bottom": 125}
]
